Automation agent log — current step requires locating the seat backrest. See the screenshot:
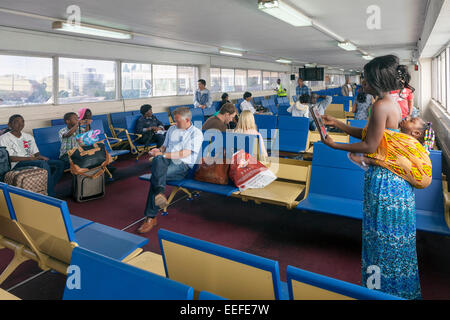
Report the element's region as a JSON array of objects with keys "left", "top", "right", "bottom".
[
  {"left": 286, "top": 265, "right": 402, "bottom": 300},
  {"left": 0, "top": 183, "right": 29, "bottom": 245},
  {"left": 277, "top": 116, "right": 309, "bottom": 153},
  {"left": 254, "top": 114, "right": 277, "bottom": 132},
  {"left": 51, "top": 119, "right": 65, "bottom": 126},
  {"left": 309, "top": 142, "right": 365, "bottom": 201},
  {"left": 7, "top": 185, "right": 76, "bottom": 263},
  {"left": 92, "top": 114, "right": 112, "bottom": 137},
  {"left": 158, "top": 229, "right": 283, "bottom": 300},
  {"left": 415, "top": 150, "right": 443, "bottom": 213},
  {"left": 63, "top": 247, "right": 194, "bottom": 300},
  {"left": 153, "top": 112, "right": 171, "bottom": 127},
  {"left": 224, "top": 132, "right": 259, "bottom": 159},
  {"left": 33, "top": 125, "right": 66, "bottom": 160},
  {"left": 125, "top": 115, "right": 141, "bottom": 134},
  {"left": 212, "top": 101, "right": 222, "bottom": 111},
  {"left": 277, "top": 105, "right": 290, "bottom": 116},
  {"left": 190, "top": 108, "right": 204, "bottom": 128},
  {"left": 110, "top": 111, "right": 134, "bottom": 130}
]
